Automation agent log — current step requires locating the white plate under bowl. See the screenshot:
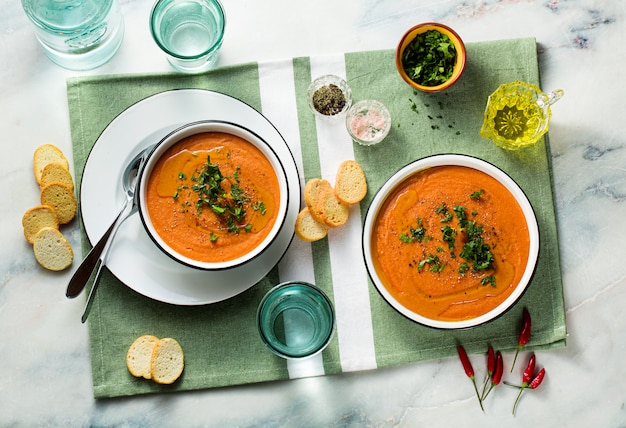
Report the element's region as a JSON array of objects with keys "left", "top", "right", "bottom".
[
  {"left": 80, "top": 89, "right": 300, "bottom": 305},
  {"left": 362, "top": 154, "right": 539, "bottom": 329}
]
